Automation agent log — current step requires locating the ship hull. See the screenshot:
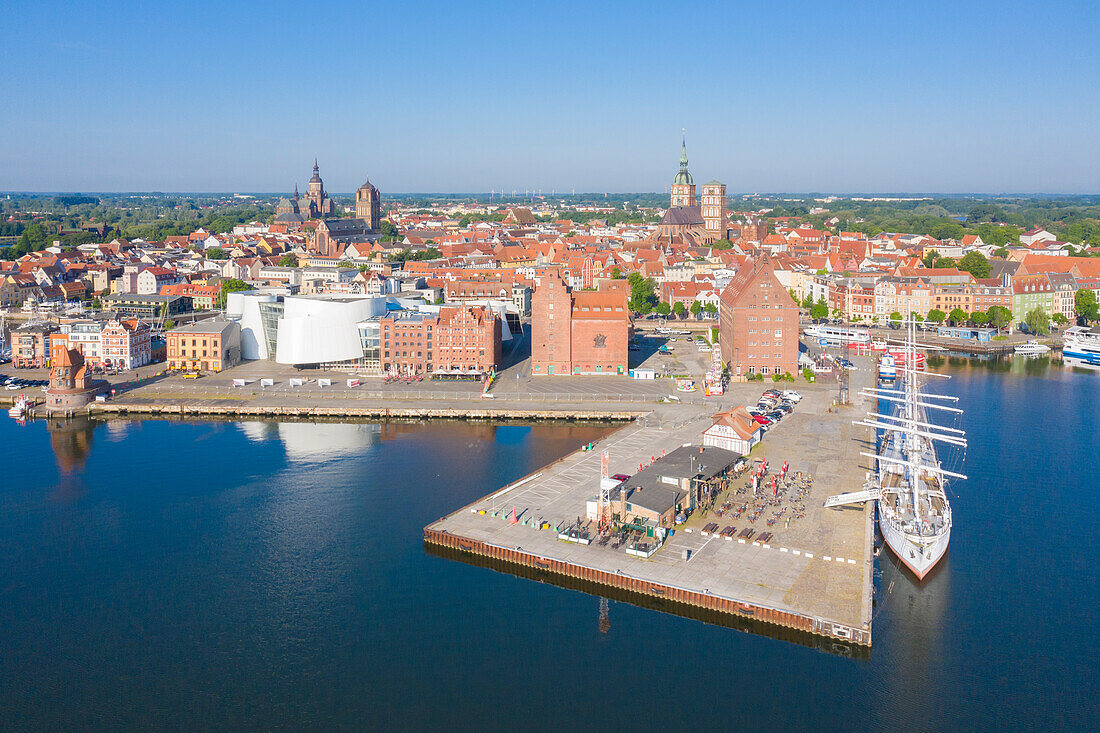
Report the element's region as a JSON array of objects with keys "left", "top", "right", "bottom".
[{"left": 878, "top": 506, "right": 950, "bottom": 580}]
